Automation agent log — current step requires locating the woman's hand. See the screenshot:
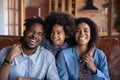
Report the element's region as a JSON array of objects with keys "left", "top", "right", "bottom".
[
  {"left": 82, "top": 54, "right": 97, "bottom": 74},
  {"left": 82, "top": 47, "right": 97, "bottom": 74}
]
